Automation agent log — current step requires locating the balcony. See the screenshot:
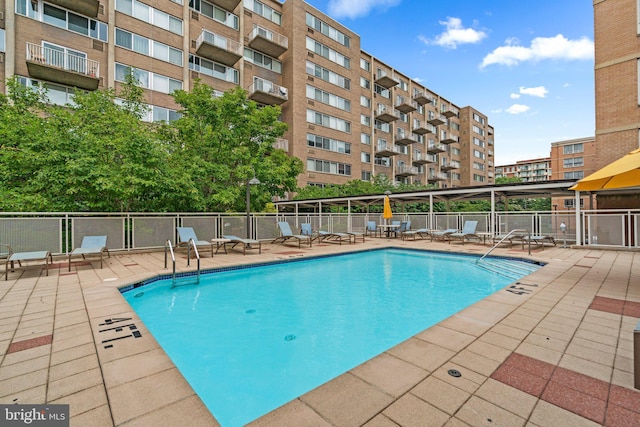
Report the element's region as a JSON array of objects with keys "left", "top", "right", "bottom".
[
  {"left": 195, "top": 30, "right": 242, "bottom": 66},
  {"left": 396, "top": 165, "right": 419, "bottom": 177},
  {"left": 272, "top": 138, "right": 288, "bottom": 151},
  {"left": 412, "top": 120, "right": 433, "bottom": 135},
  {"left": 440, "top": 134, "right": 459, "bottom": 144},
  {"left": 412, "top": 152, "right": 436, "bottom": 165},
  {"left": 427, "top": 142, "right": 446, "bottom": 154},
  {"left": 48, "top": 0, "right": 99, "bottom": 17},
  {"left": 441, "top": 105, "right": 459, "bottom": 118},
  {"left": 26, "top": 43, "right": 99, "bottom": 91},
  {"left": 211, "top": 0, "right": 240, "bottom": 11},
  {"left": 441, "top": 160, "right": 460, "bottom": 171},
  {"left": 413, "top": 90, "right": 434, "bottom": 105},
  {"left": 248, "top": 78, "right": 288, "bottom": 105},
  {"left": 427, "top": 113, "right": 446, "bottom": 126},
  {"left": 395, "top": 96, "right": 417, "bottom": 113},
  {"left": 374, "top": 71, "right": 399, "bottom": 89},
  {"left": 376, "top": 141, "right": 400, "bottom": 157},
  {"left": 395, "top": 131, "right": 417, "bottom": 146},
  {"left": 375, "top": 105, "right": 399, "bottom": 123},
  {"left": 428, "top": 172, "right": 448, "bottom": 182},
  {"left": 247, "top": 25, "right": 288, "bottom": 58},
  {"left": 488, "top": 149, "right": 494, "bottom": 157}
]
